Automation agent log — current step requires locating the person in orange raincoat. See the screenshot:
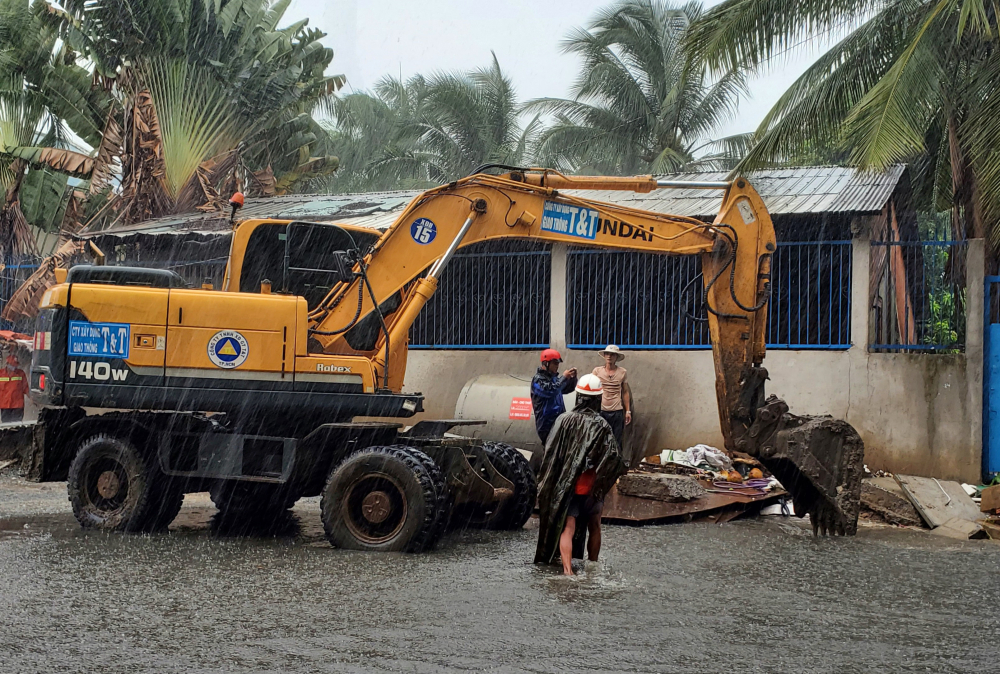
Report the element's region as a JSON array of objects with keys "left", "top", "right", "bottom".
[{"left": 0, "top": 354, "right": 28, "bottom": 423}]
